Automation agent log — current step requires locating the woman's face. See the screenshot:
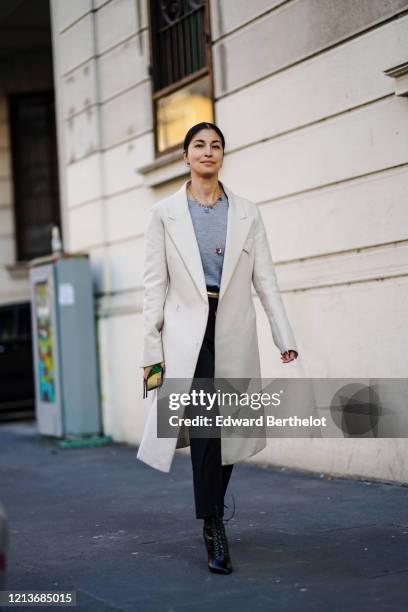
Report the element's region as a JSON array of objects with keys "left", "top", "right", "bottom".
[{"left": 184, "top": 128, "right": 224, "bottom": 178}]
